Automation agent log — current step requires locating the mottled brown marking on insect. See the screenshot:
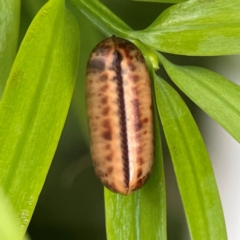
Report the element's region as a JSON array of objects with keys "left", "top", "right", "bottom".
[
  {"left": 137, "top": 157, "right": 144, "bottom": 165},
  {"left": 137, "top": 169, "right": 142, "bottom": 178},
  {"left": 132, "top": 98, "right": 140, "bottom": 108},
  {"left": 99, "top": 73, "right": 108, "bottom": 82},
  {"left": 142, "top": 118, "right": 149, "bottom": 124},
  {"left": 134, "top": 122, "right": 142, "bottom": 132},
  {"left": 102, "top": 131, "right": 112, "bottom": 140},
  {"left": 86, "top": 36, "right": 153, "bottom": 195},
  {"left": 105, "top": 144, "right": 111, "bottom": 150},
  {"left": 101, "top": 96, "right": 108, "bottom": 104},
  {"left": 108, "top": 182, "right": 118, "bottom": 192},
  {"left": 102, "top": 119, "right": 111, "bottom": 128},
  {"left": 87, "top": 59, "right": 105, "bottom": 72},
  {"left": 94, "top": 43, "right": 112, "bottom": 56},
  {"left": 129, "top": 74, "right": 140, "bottom": 83},
  {"left": 106, "top": 152, "right": 113, "bottom": 162},
  {"left": 103, "top": 179, "right": 118, "bottom": 193},
  {"left": 112, "top": 76, "right": 117, "bottom": 81},
  {"left": 92, "top": 127, "right": 98, "bottom": 132},
  {"left": 108, "top": 166, "right": 114, "bottom": 174},
  {"left": 134, "top": 51, "right": 145, "bottom": 63},
  {"left": 100, "top": 84, "right": 109, "bottom": 91},
  {"left": 102, "top": 106, "right": 110, "bottom": 116},
  {"left": 145, "top": 171, "right": 152, "bottom": 181},
  {"left": 127, "top": 62, "right": 136, "bottom": 71},
  {"left": 97, "top": 170, "right": 104, "bottom": 178},
  {"left": 134, "top": 178, "right": 144, "bottom": 190},
  {"left": 132, "top": 98, "right": 142, "bottom": 130}
]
